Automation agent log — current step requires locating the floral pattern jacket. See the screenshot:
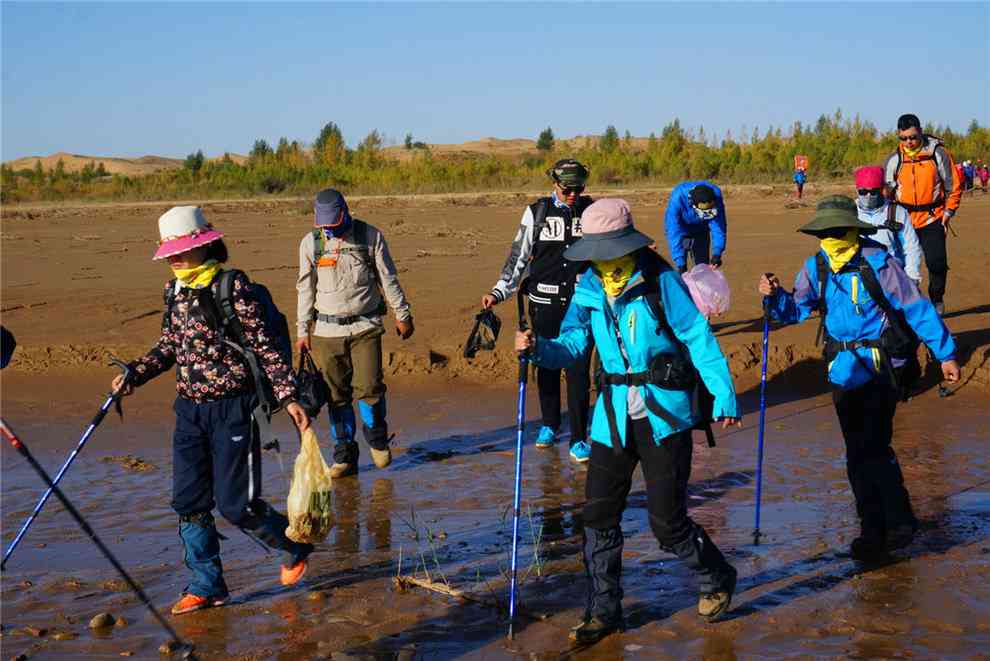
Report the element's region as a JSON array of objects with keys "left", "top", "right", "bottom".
[{"left": 128, "top": 272, "right": 296, "bottom": 404}]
